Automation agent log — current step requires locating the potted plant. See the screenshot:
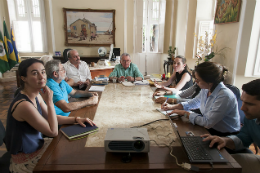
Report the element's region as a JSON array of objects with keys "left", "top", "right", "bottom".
[{"left": 168, "top": 46, "right": 176, "bottom": 61}]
